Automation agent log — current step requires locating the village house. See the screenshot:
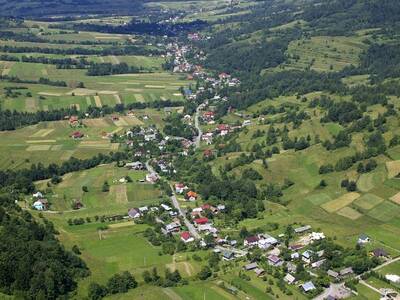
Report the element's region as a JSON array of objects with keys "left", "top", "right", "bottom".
[
  {"left": 339, "top": 267, "right": 354, "bottom": 278},
  {"left": 284, "top": 273, "right": 296, "bottom": 285},
  {"left": 180, "top": 231, "right": 194, "bottom": 243},
  {"left": 33, "top": 191, "right": 43, "bottom": 198},
  {"left": 125, "top": 161, "right": 144, "bottom": 170},
  {"left": 244, "top": 262, "right": 258, "bottom": 271},
  {"left": 268, "top": 254, "right": 283, "bottom": 266},
  {"left": 222, "top": 250, "right": 235, "bottom": 261},
  {"left": 33, "top": 199, "right": 48, "bottom": 211},
  {"left": 194, "top": 217, "right": 209, "bottom": 225},
  {"left": 311, "top": 259, "right": 326, "bottom": 269},
  {"left": 358, "top": 234, "right": 370, "bottom": 245},
  {"left": 138, "top": 206, "right": 148, "bottom": 214},
  {"left": 291, "top": 252, "right": 300, "bottom": 260},
  {"left": 302, "top": 250, "right": 314, "bottom": 264},
  {"left": 202, "top": 132, "right": 213, "bottom": 144},
  {"left": 186, "top": 191, "right": 198, "bottom": 201},
  {"left": 198, "top": 224, "right": 217, "bottom": 234},
  {"left": 203, "top": 149, "right": 214, "bottom": 158},
  {"left": 286, "top": 262, "right": 297, "bottom": 273},
  {"left": 70, "top": 131, "right": 84, "bottom": 139},
  {"left": 302, "top": 281, "right": 316, "bottom": 293},
  {"left": 310, "top": 232, "right": 325, "bottom": 241},
  {"left": 254, "top": 268, "right": 265, "bottom": 277},
  {"left": 244, "top": 235, "right": 259, "bottom": 247},
  {"left": 386, "top": 274, "right": 400, "bottom": 284},
  {"left": 295, "top": 225, "right": 312, "bottom": 234},
  {"left": 146, "top": 172, "right": 159, "bottom": 183},
  {"left": 175, "top": 183, "right": 187, "bottom": 194},
  {"left": 242, "top": 120, "right": 251, "bottom": 126},
  {"left": 216, "top": 124, "right": 230, "bottom": 136},
  {"left": 327, "top": 270, "right": 339, "bottom": 280},
  {"left": 162, "top": 221, "right": 181, "bottom": 235},
  {"left": 69, "top": 115, "right": 80, "bottom": 127},
  {"left": 161, "top": 204, "right": 172, "bottom": 211},
  {"left": 372, "top": 248, "right": 389, "bottom": 258},
  {"left": 202, "top": 111, "right": 215, "bottom": 122},
  {"left": 128, "top": 208, "right": 141, "bottom": 219}
]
